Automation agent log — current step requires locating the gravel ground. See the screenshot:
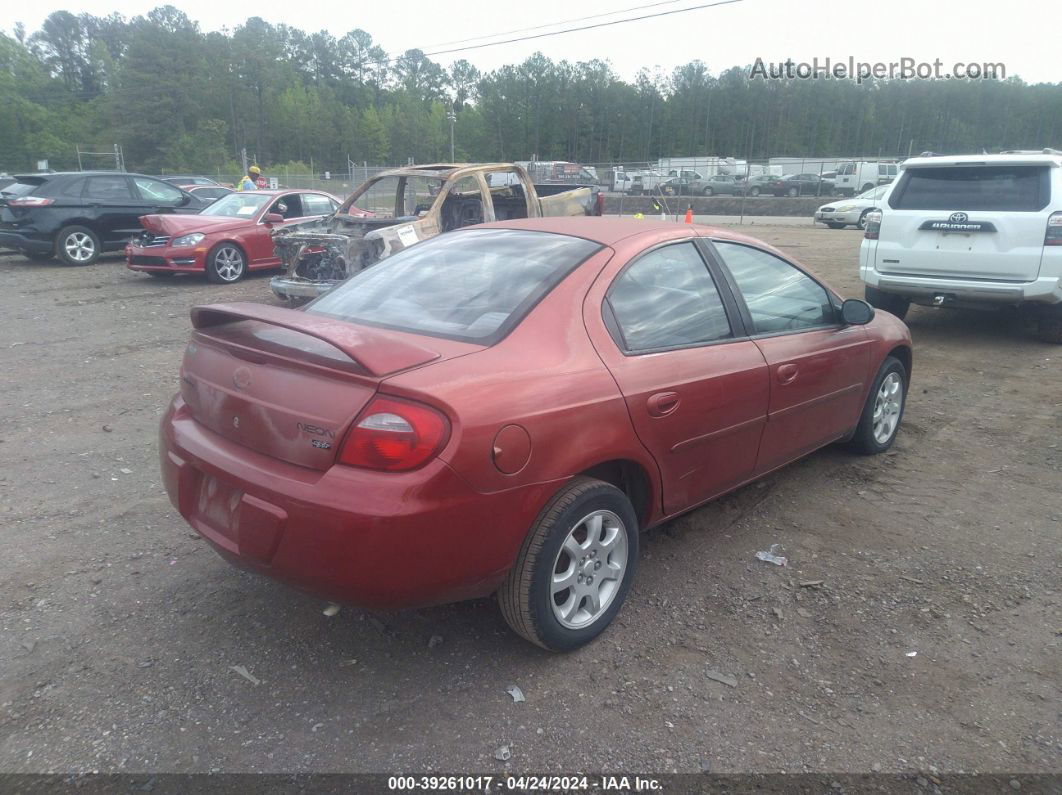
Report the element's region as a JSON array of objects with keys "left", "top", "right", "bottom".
[{"left": 0, "top": 225, "right": 1059, "bottom": 776}]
